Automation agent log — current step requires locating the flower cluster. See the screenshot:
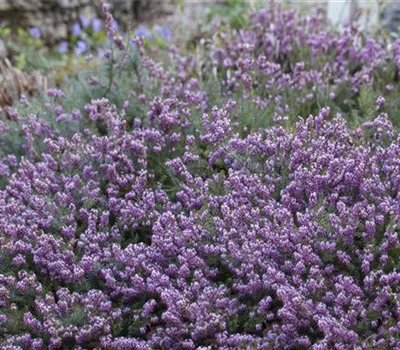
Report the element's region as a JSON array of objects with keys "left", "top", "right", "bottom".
[{"left": 199, "top": 5, "right": 397, "bottom": 126}]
